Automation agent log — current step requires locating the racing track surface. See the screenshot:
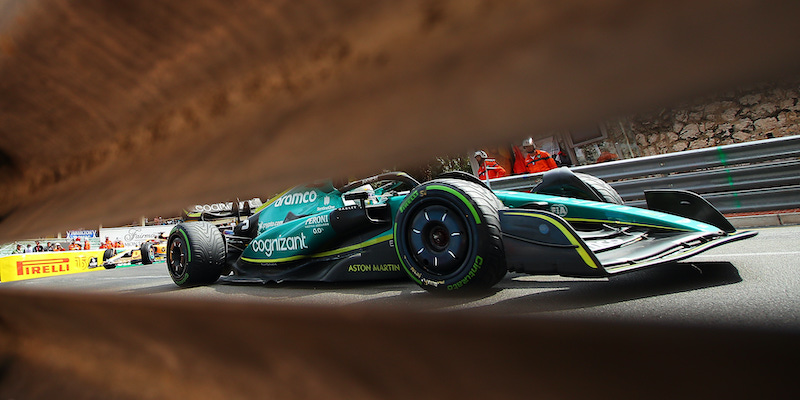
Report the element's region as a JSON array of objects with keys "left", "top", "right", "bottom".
[{"left": 1, "top": 225, "right": 798, "bottom": 398}]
